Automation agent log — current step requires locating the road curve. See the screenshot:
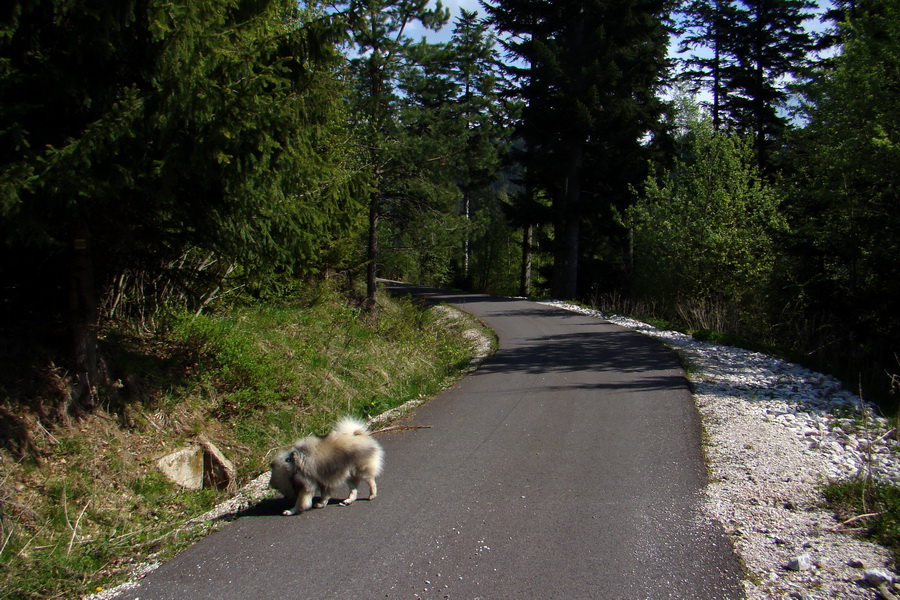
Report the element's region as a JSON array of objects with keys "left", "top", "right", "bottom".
[{"left": 115, "top": 285, "right": 744, "bottom": 600}]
